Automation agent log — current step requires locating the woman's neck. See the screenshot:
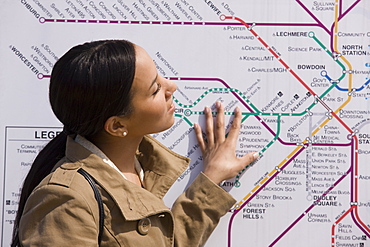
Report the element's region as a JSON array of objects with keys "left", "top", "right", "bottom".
[{"left": 88, "top": 131, "right": 143, "bottom": 184}]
